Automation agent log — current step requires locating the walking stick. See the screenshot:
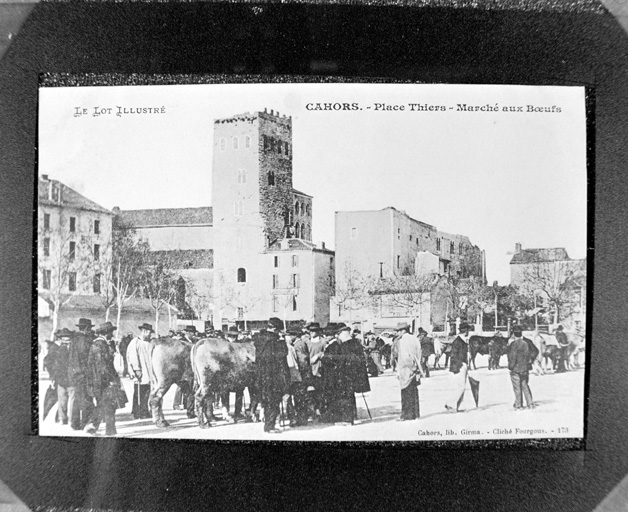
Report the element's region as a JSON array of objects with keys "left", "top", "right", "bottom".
[{"left": 361, "top": 393, "right": 372, "bottom": 421}]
